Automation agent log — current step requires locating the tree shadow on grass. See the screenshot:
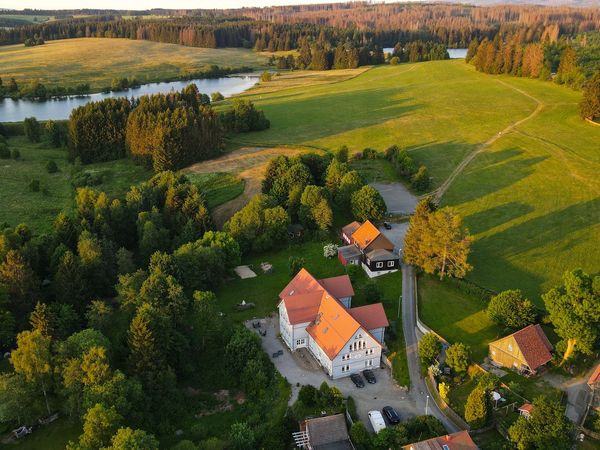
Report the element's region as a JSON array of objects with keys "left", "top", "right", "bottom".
[
  {"left": 468, "top": 197, "right": 600, "bottom": 300},
  {"left": 464, "top": 202, "right": 535, "bottom": 235},
  {"left": 446, "top": 148, "right": 548, "bottom": 205}
]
